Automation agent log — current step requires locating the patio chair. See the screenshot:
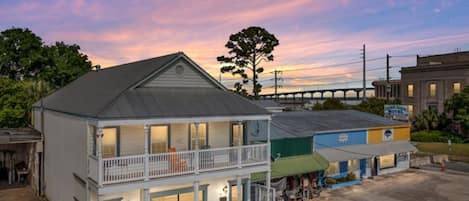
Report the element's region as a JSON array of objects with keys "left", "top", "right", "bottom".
[{"left": 168, "top": 148, "right": 187, "bottom": 172}]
